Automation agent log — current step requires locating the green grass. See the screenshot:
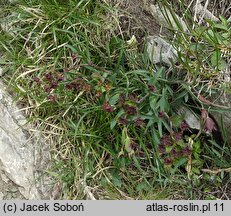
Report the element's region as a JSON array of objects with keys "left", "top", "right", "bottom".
[{"left": 0, "top": 0, "right": 231, "bottom": 199}]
